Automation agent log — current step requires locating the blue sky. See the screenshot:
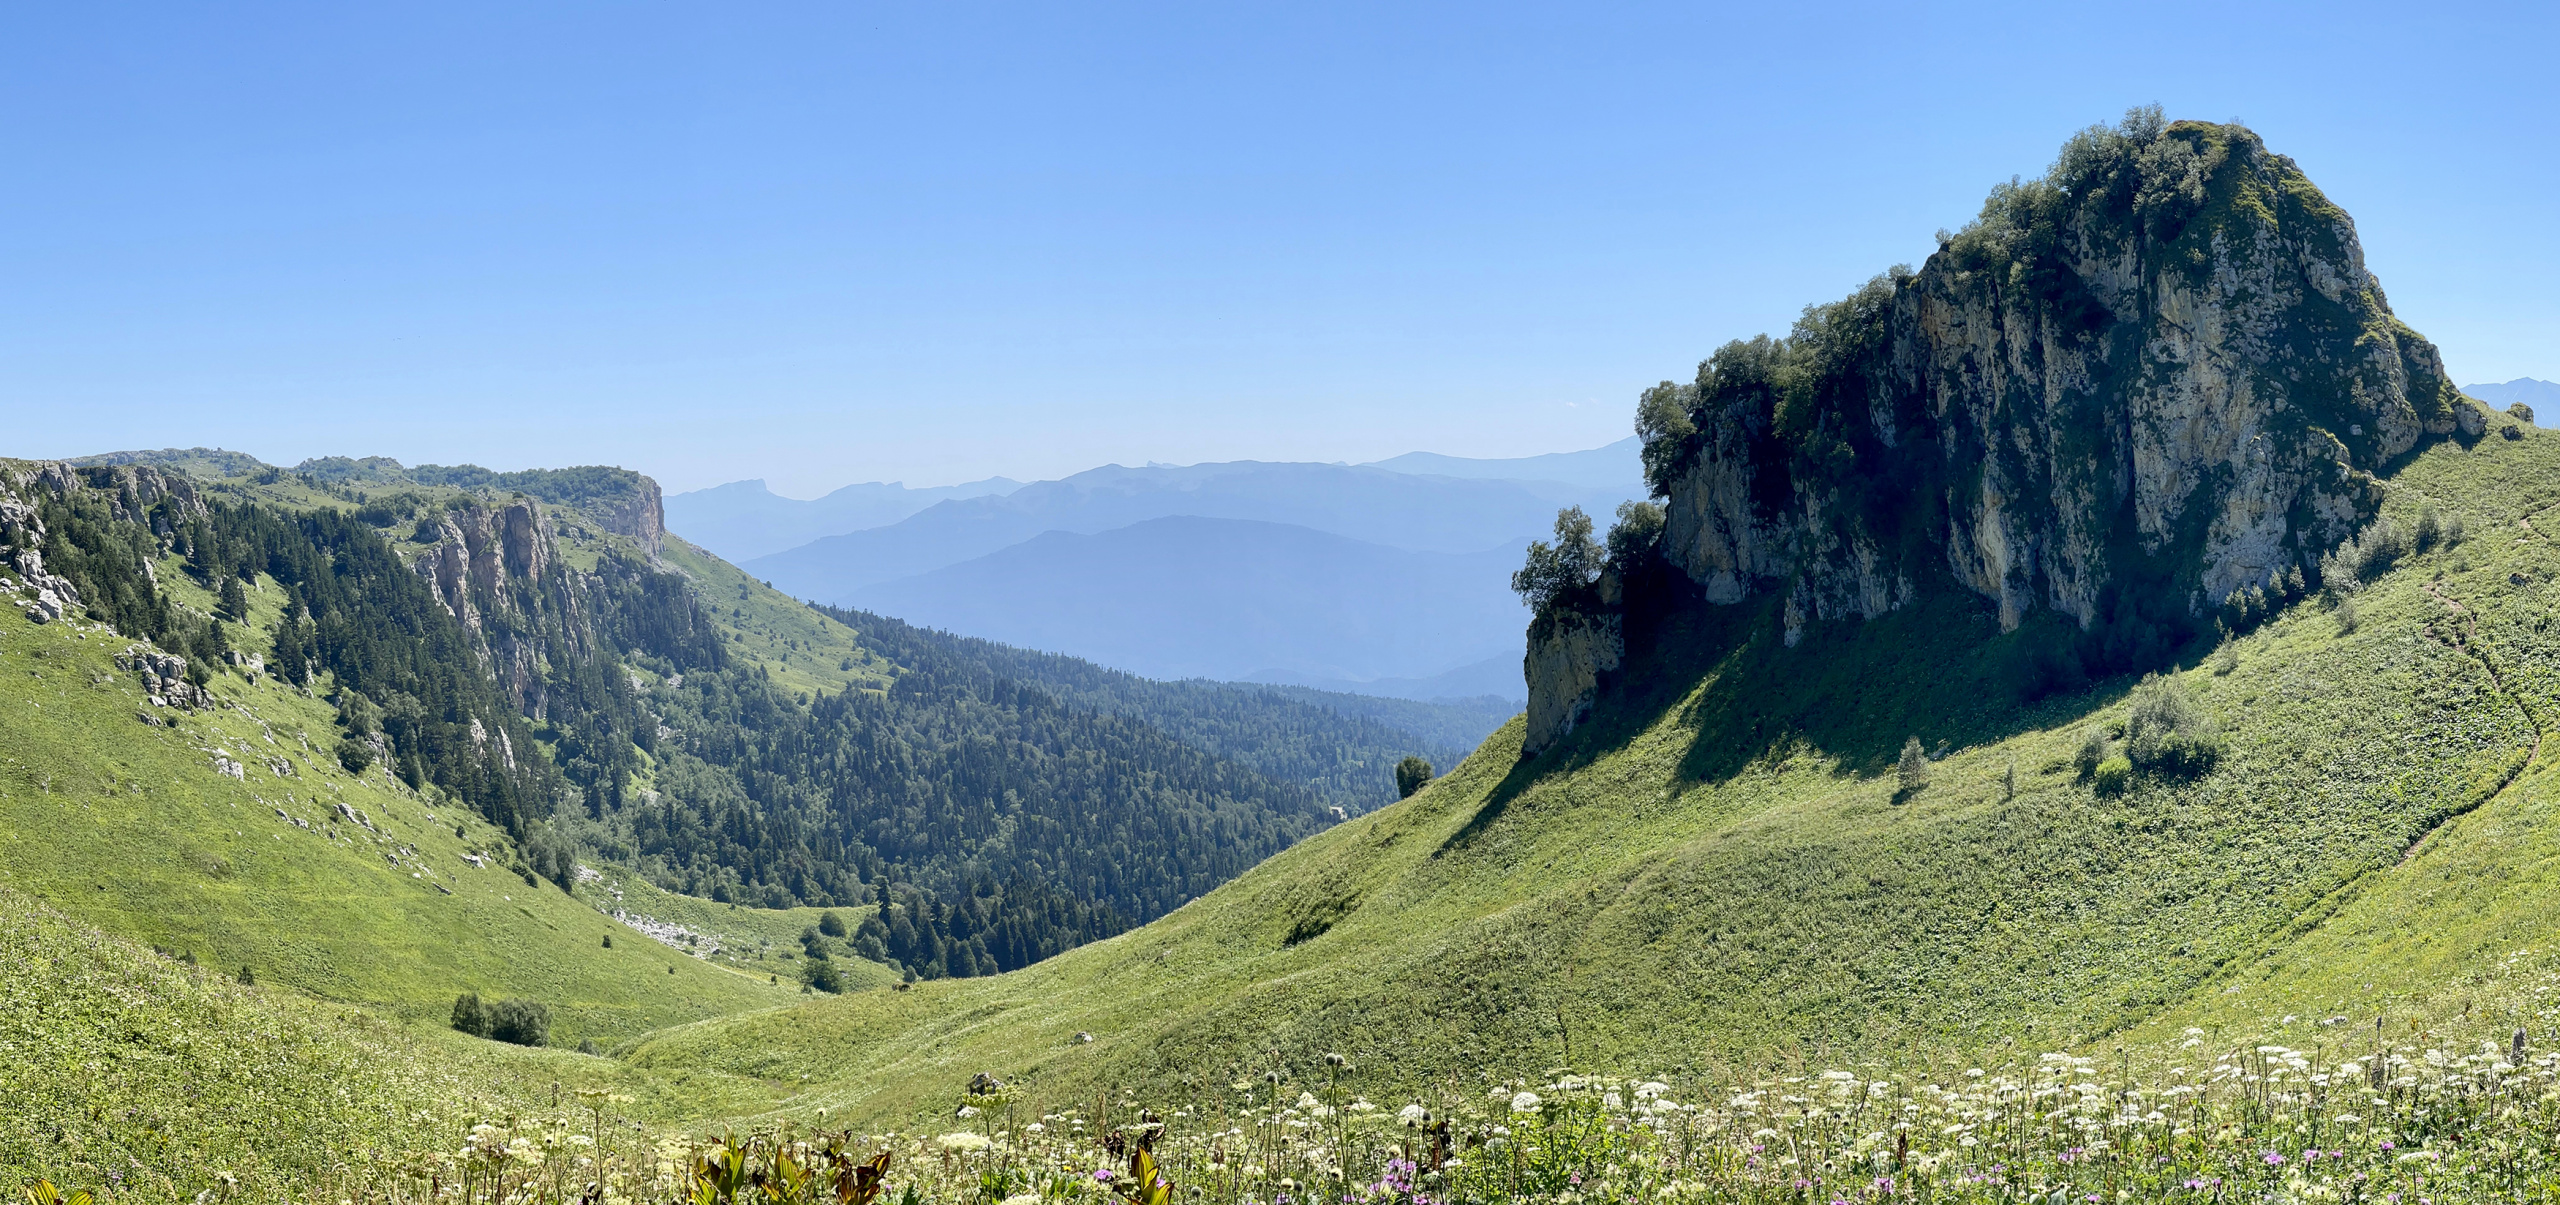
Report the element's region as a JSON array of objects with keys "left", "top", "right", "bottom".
[{"left": 4, "top": 2, "right": 2552, "bottom": 495}]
